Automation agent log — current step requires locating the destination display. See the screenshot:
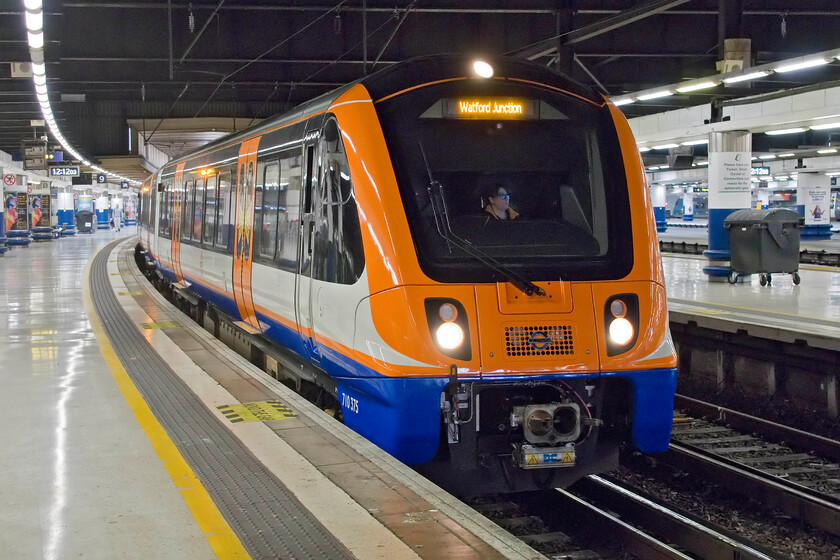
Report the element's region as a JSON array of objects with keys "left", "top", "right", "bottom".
[{"left": 443, "top": 98, "right": 539, "bottom": 120}]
